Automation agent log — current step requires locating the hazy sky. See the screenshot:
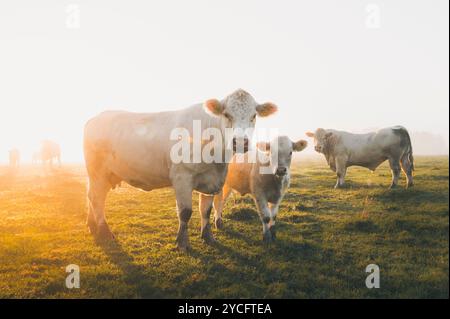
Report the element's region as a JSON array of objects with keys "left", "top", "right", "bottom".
[{"left": 0, "top": 0, "right": 448, "bottom": 162}]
